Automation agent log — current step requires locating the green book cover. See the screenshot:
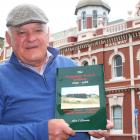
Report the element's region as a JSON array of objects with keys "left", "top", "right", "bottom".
[{"left": 55, "top": 64, "right": 107, "bottom": 132}]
